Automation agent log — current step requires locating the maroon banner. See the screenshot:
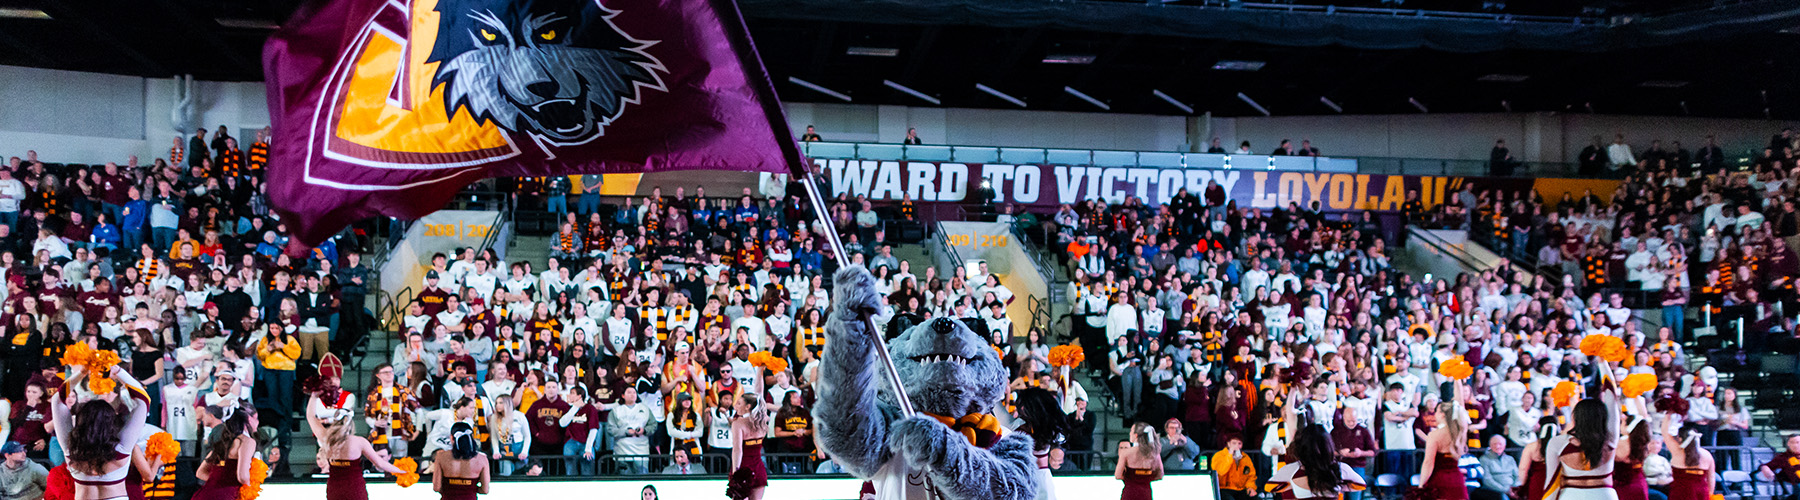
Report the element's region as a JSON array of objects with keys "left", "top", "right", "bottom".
[
  {"left": 818, "top": 159, "right": 1621, "bottom": 212},
  {"left": 264, "top": 0, "right": 797, "bottom": 248}
]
